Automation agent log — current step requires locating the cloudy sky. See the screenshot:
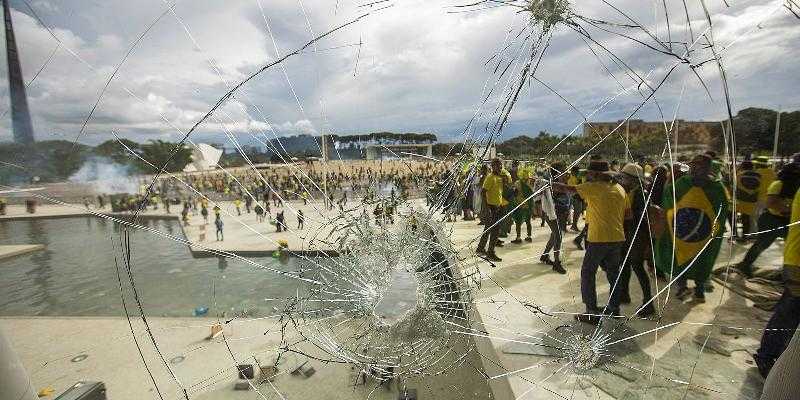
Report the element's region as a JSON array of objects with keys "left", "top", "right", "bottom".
[{"left": 1, "top": 0, "right": 799, "bottom": 145}]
